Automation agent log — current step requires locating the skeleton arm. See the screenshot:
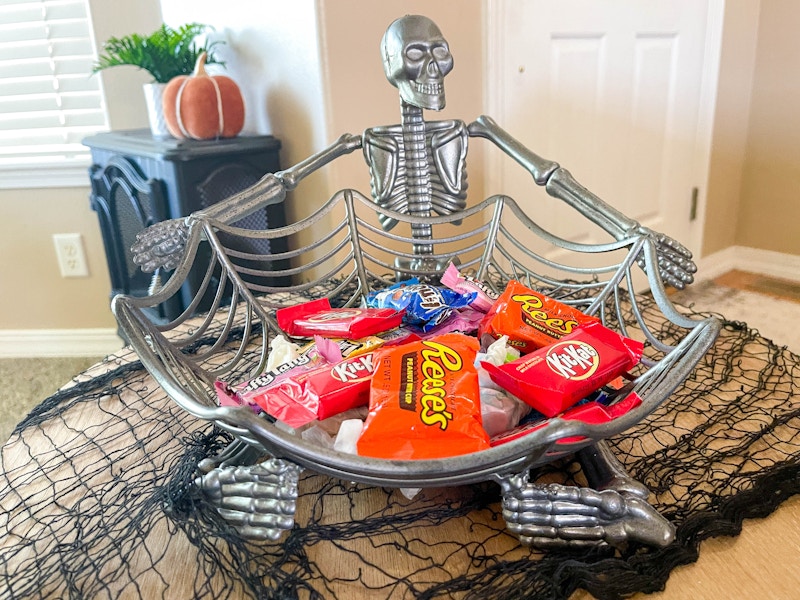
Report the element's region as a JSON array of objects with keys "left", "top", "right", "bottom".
[
  {"left": 276, "top": 133, "right": 364, "bottom": 192},
  {"left": 468, "top": 115, "right": 696, "bottom": 290},
  {"left": 131, "top": 134, "right": 363, "bottom": 273}
]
